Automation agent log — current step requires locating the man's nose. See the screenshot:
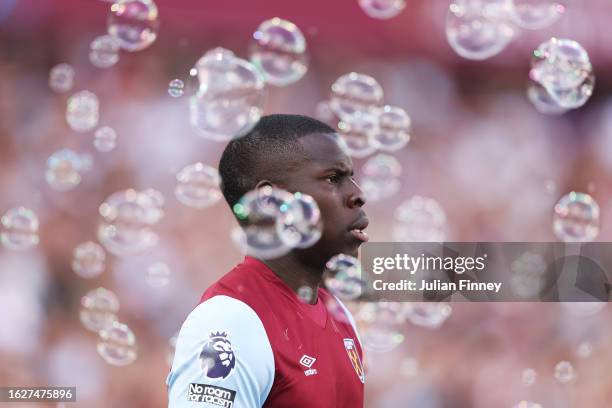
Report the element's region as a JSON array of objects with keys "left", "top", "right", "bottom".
[{"left": 347, "top": 178, "right": 367, "bottom": 208}]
